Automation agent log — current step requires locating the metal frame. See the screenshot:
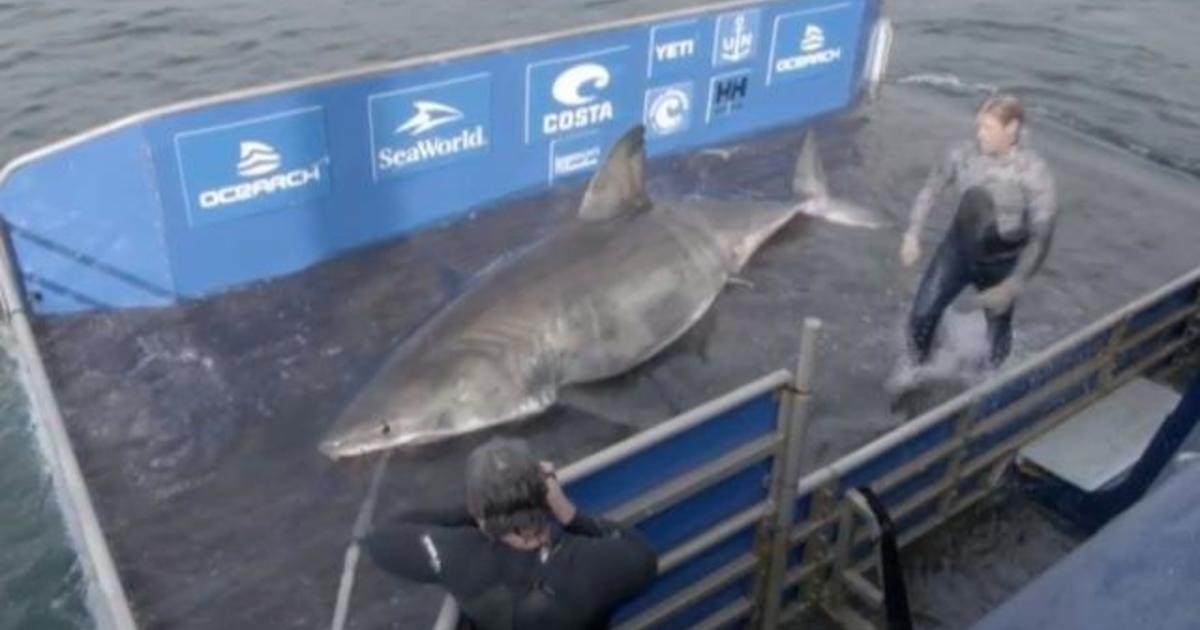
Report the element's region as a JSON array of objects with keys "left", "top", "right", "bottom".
[{"left": 780, "top": 265, "right": 1200, "bottom": 627}]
